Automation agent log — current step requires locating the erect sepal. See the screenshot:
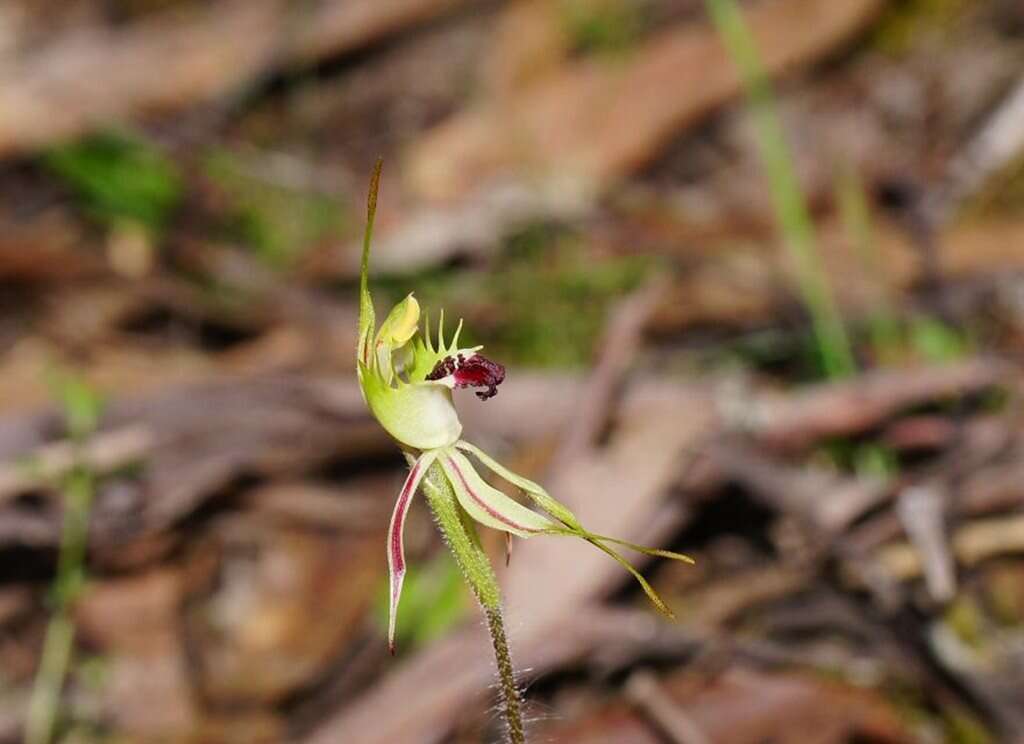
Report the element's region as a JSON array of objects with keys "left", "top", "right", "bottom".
[{"left": 357, "top": 159, "right": 382, "bottom": 370}]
